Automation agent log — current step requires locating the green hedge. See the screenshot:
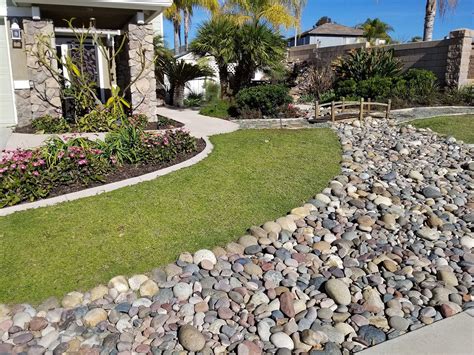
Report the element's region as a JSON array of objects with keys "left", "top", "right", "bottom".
[{"left": 235, "top": 84, "right": 292, "bottom": 117}]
